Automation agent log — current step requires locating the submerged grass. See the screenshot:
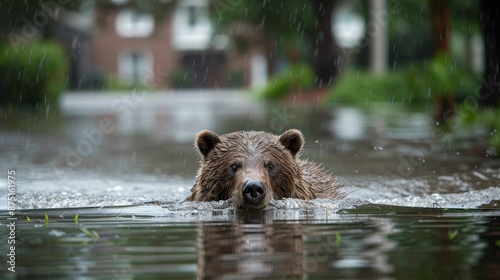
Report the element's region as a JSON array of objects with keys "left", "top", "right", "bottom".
[
  {"left": 335, "top": 232, "right": 342, "bottom": 245},
  {"left": 79, "top": 227, "right": 100, "bottom": 242},
  {"left": 448, "top": 230, "right": 458, "bottom": 240}
]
